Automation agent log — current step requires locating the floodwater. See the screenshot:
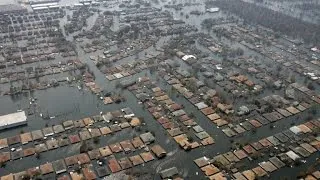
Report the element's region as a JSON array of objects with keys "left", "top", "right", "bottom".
[
  {"left": 0, "top": 0, "right": 318, "bottom": 179},
  {"left": 0, "top": 0, "right": 79, "bottom": 5}
]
